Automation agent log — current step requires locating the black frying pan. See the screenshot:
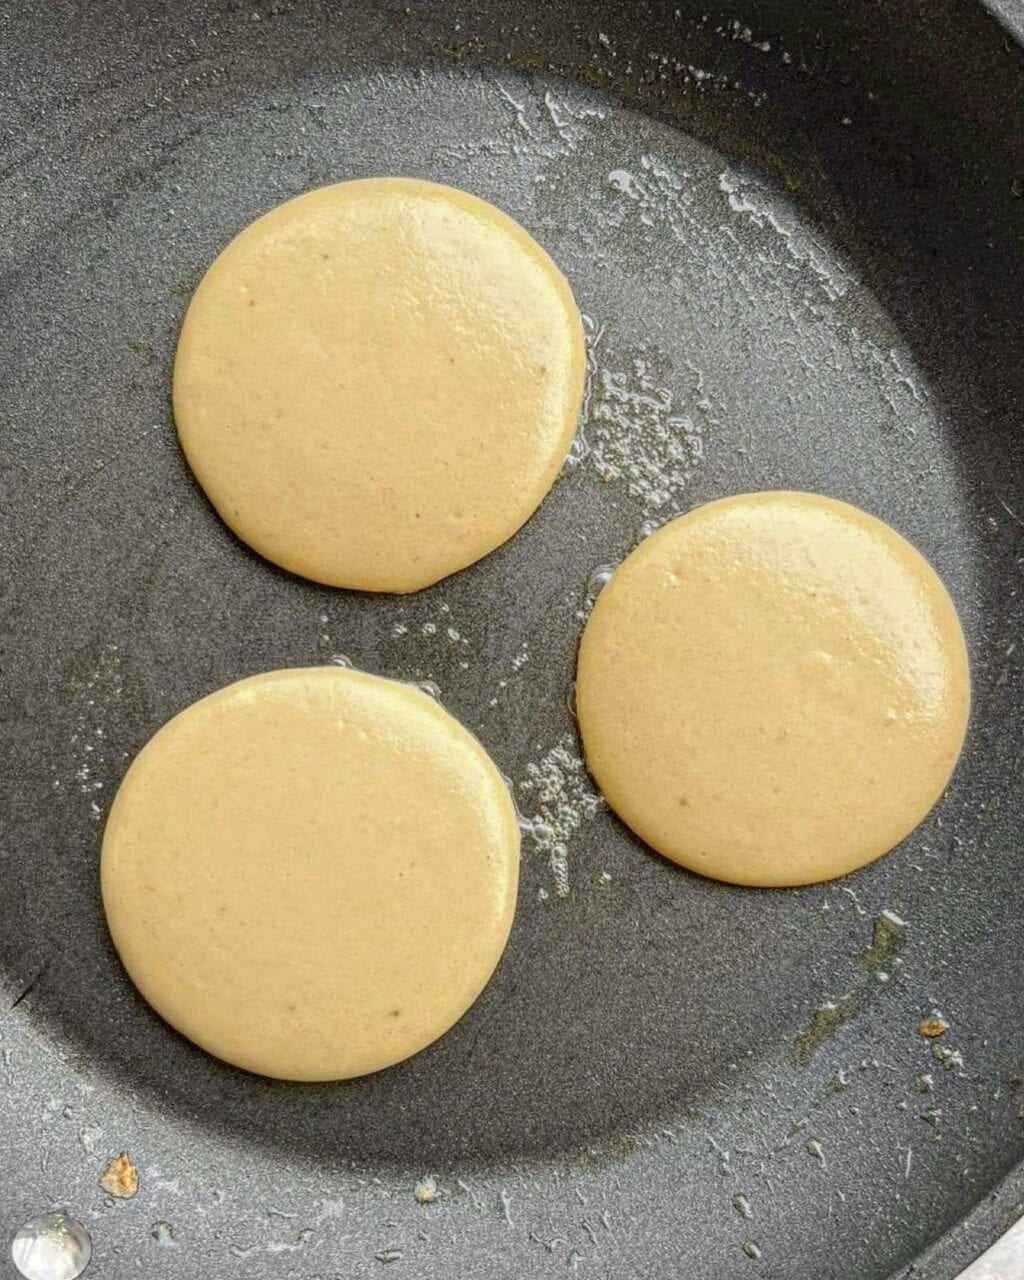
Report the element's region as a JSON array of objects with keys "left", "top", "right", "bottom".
[{"left": 3, "top": 2, "right": 1024, "bottom": 1277}]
